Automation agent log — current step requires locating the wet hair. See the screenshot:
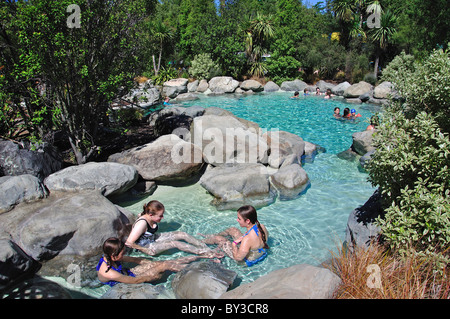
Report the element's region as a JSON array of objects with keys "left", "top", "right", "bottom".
[
  {"left": 237, "top": 205, "right": 269, "bottom": 249},
  {"left": 343, "top": 107, "right": 350, "bottom": 117},
  {"left": 140, "top": 200, "right": 165, "bottom": 217},
  {"left": 102, "top": 237, "right": 125, "bottom": 273}
]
